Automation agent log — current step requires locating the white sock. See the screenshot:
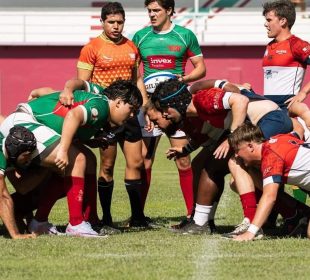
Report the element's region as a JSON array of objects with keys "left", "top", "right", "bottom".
[
  {"left": 194, "top": 204, "right": 212, "bottom": 226},
  {"left": 208, "top": 202, "right": 218, "bottom": 221}
]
